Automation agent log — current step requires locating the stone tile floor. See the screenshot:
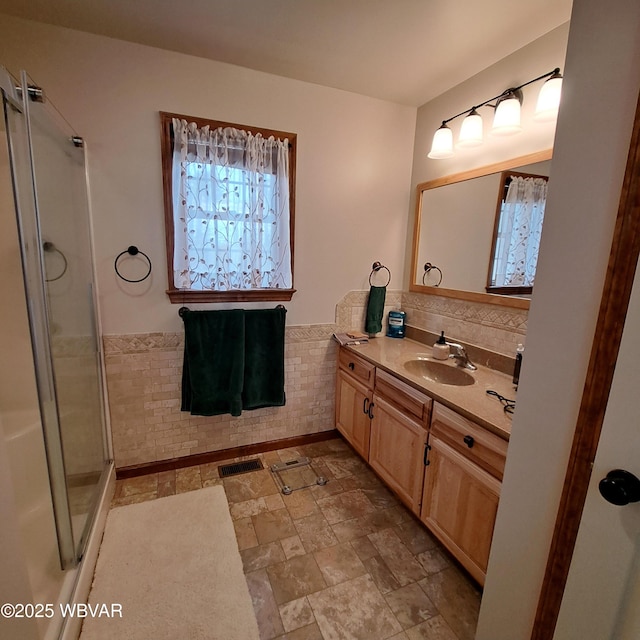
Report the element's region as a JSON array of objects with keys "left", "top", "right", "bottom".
[{"left": 112, "top": 437, "right": 481, "bottom": 640}]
